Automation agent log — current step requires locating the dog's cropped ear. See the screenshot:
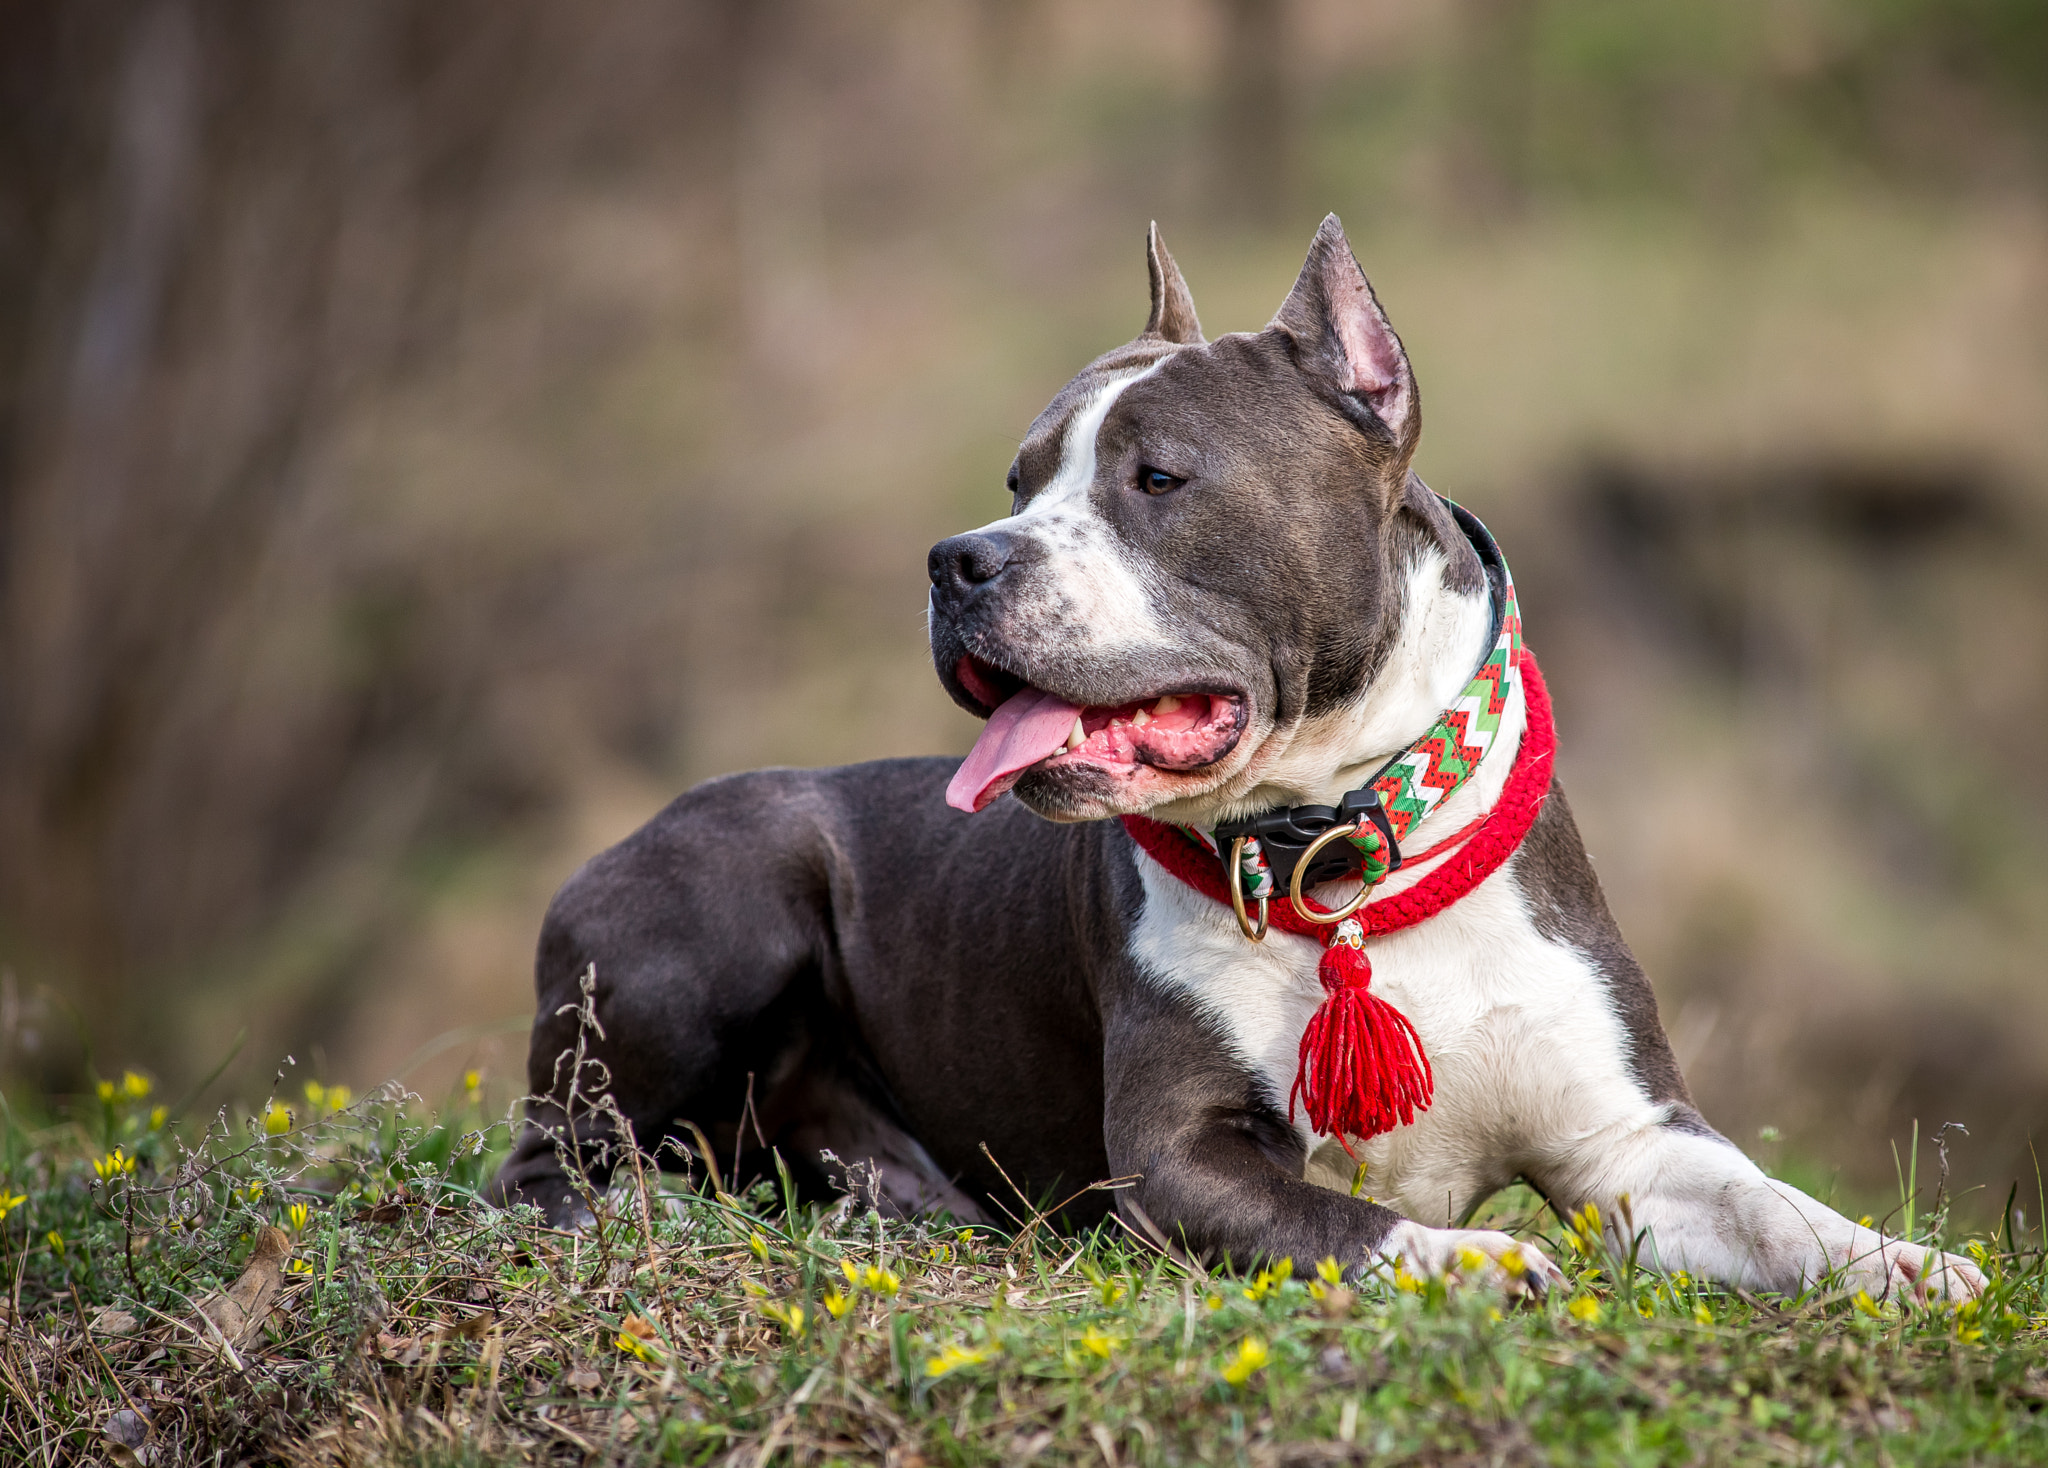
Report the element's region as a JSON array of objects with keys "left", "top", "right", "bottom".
[
  {"left": 1272, "top": 213, "right": 1419, "bottom": 463},
  {"left": 1142, "top": 223, "right": 1204, "bottom": 345}
]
